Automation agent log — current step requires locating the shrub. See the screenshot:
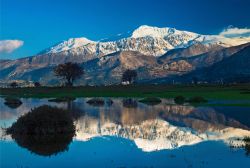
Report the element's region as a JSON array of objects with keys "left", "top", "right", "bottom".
[
  {"left": 139, "top": 97, "right": 161, "bottom": 106},
  {"left": 174, "top": 96, "right": 186, "bottom": 105},
  {"left": 122, "top": 98, "right": 138, "bottom": 108},
  {"left": 48, "top": 96, "right": 76, "bottom": 103},
  {"left": 86, "top": 98, "right": 105, "bottom": 106},
  {"left": 4, "top": 97, "right": 22, "bottom": 109},
  {"left": 187, "top": 96, "right": 207, "bottom": 103}
]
